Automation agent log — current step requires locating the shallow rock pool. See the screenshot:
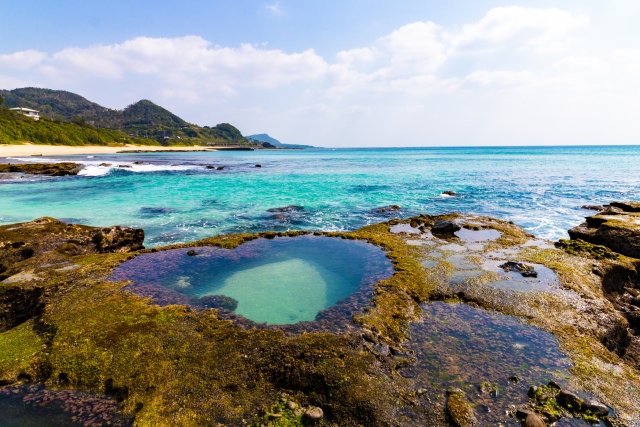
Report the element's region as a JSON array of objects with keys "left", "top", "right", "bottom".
[{"left": 110, "top": 235, "right": 393, "bottom": 325}]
